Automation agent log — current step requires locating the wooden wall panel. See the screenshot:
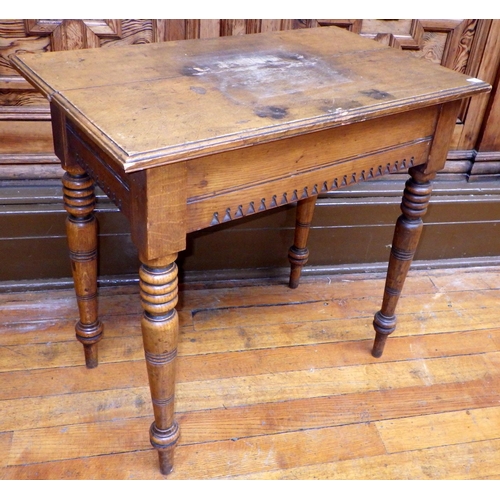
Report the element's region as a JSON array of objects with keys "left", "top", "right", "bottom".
[
  {"left": 1, "top": 19, "right": 500, "bottom": 284},
  {"left": 469, "top": 19, "right": 500, "bottom": 181}
]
